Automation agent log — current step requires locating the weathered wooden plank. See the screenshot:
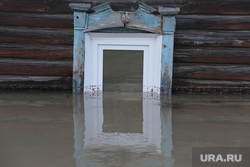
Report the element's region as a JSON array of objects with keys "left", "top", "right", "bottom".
[
  {"left": 0, "top": 44, "right": 73, "bottom": 60},
  {"left": 2, "top": 12, "right": 250, "bottom": 31},
  {"left": 174, "top": 63, "right": 250, "bottom": 81},
  {"left": 175, "top": 30, "right": 250, "bottom": 48},
  {"left": 0, "top": 12, "right": 73, "bottom": 29},
  {"left": 2, "top": 29, "right": 249, "bottom": 48},
  {"left": 1, "top": 0, "right": 250, "bottom": 14},
  {"left": 178, "top": 1, "right": 250, "bottom": 15},
  {"left": 0, "top": 0, "right": 72, "bottom": 13},
  {"left": 174, "top": 79, "right": 250, "bottom": 88},
  {"left": 174, "top": 48, "right": 250, "bottom": 64},
  {"left": 176, "top": 15, "right": 250, "bottom": 30},
  {"left": 0, "top": 59, "right": 72, "bottom": 76},
  {"left": 173, "top": 79, "right": 250, "bottom": 93},
  {"left": 0, "top": 75, "right": 72, "bottom": 89},
  {"left": 0, "top": 26, "right": 73, "bottom": 45}
]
